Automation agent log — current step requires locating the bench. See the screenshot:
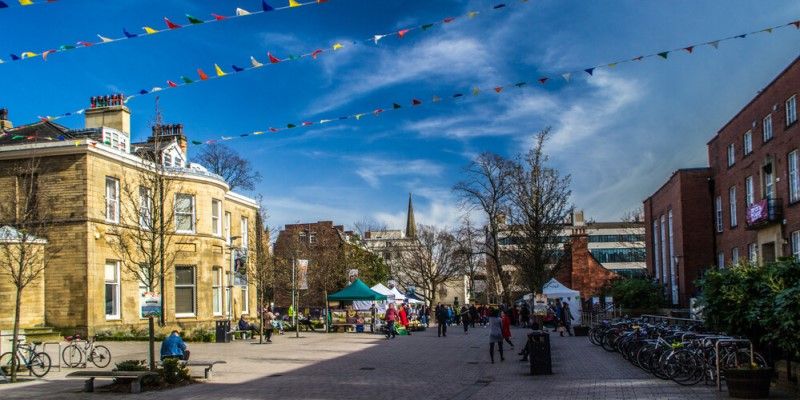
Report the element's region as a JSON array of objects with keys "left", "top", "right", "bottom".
[
  {"left": 66, "top": 370, "right": 158, "bottom": 393},
  {"left": 229, "top": 329, "right": 250, "bottom": 340},
  {"left": 183, "top": 360, "right": 226, "bottom": 379}
]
